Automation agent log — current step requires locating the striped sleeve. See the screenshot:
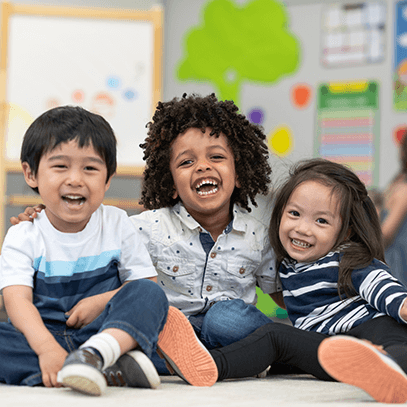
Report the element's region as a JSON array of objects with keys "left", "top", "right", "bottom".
[{"left": 352, "top": 260, "right": 407, "bottom": 324}]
